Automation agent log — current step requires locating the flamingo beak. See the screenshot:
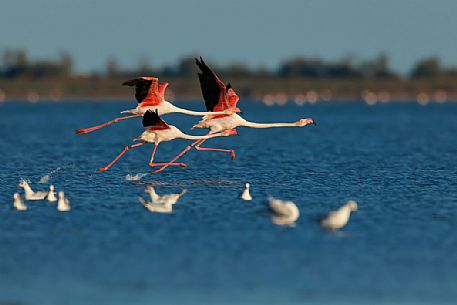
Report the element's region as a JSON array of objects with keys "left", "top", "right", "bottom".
[{"left": 312, "top": 120, "right": 317, "bottom": 126}]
